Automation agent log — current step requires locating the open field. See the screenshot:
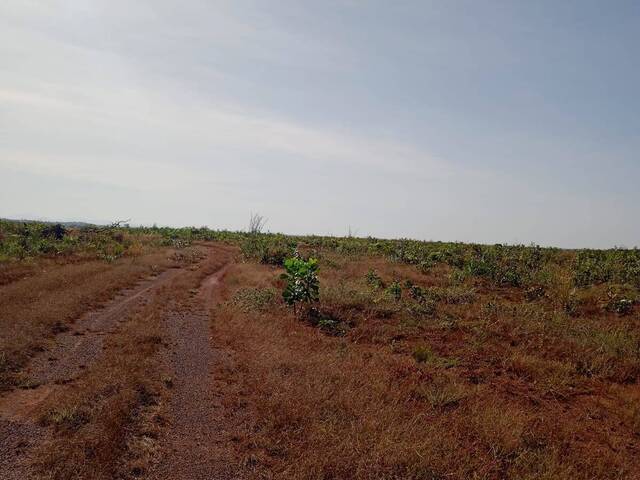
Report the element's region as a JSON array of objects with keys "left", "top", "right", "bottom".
[{"left": 1, "top": 221, "right": 639, "bottom": 479}]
